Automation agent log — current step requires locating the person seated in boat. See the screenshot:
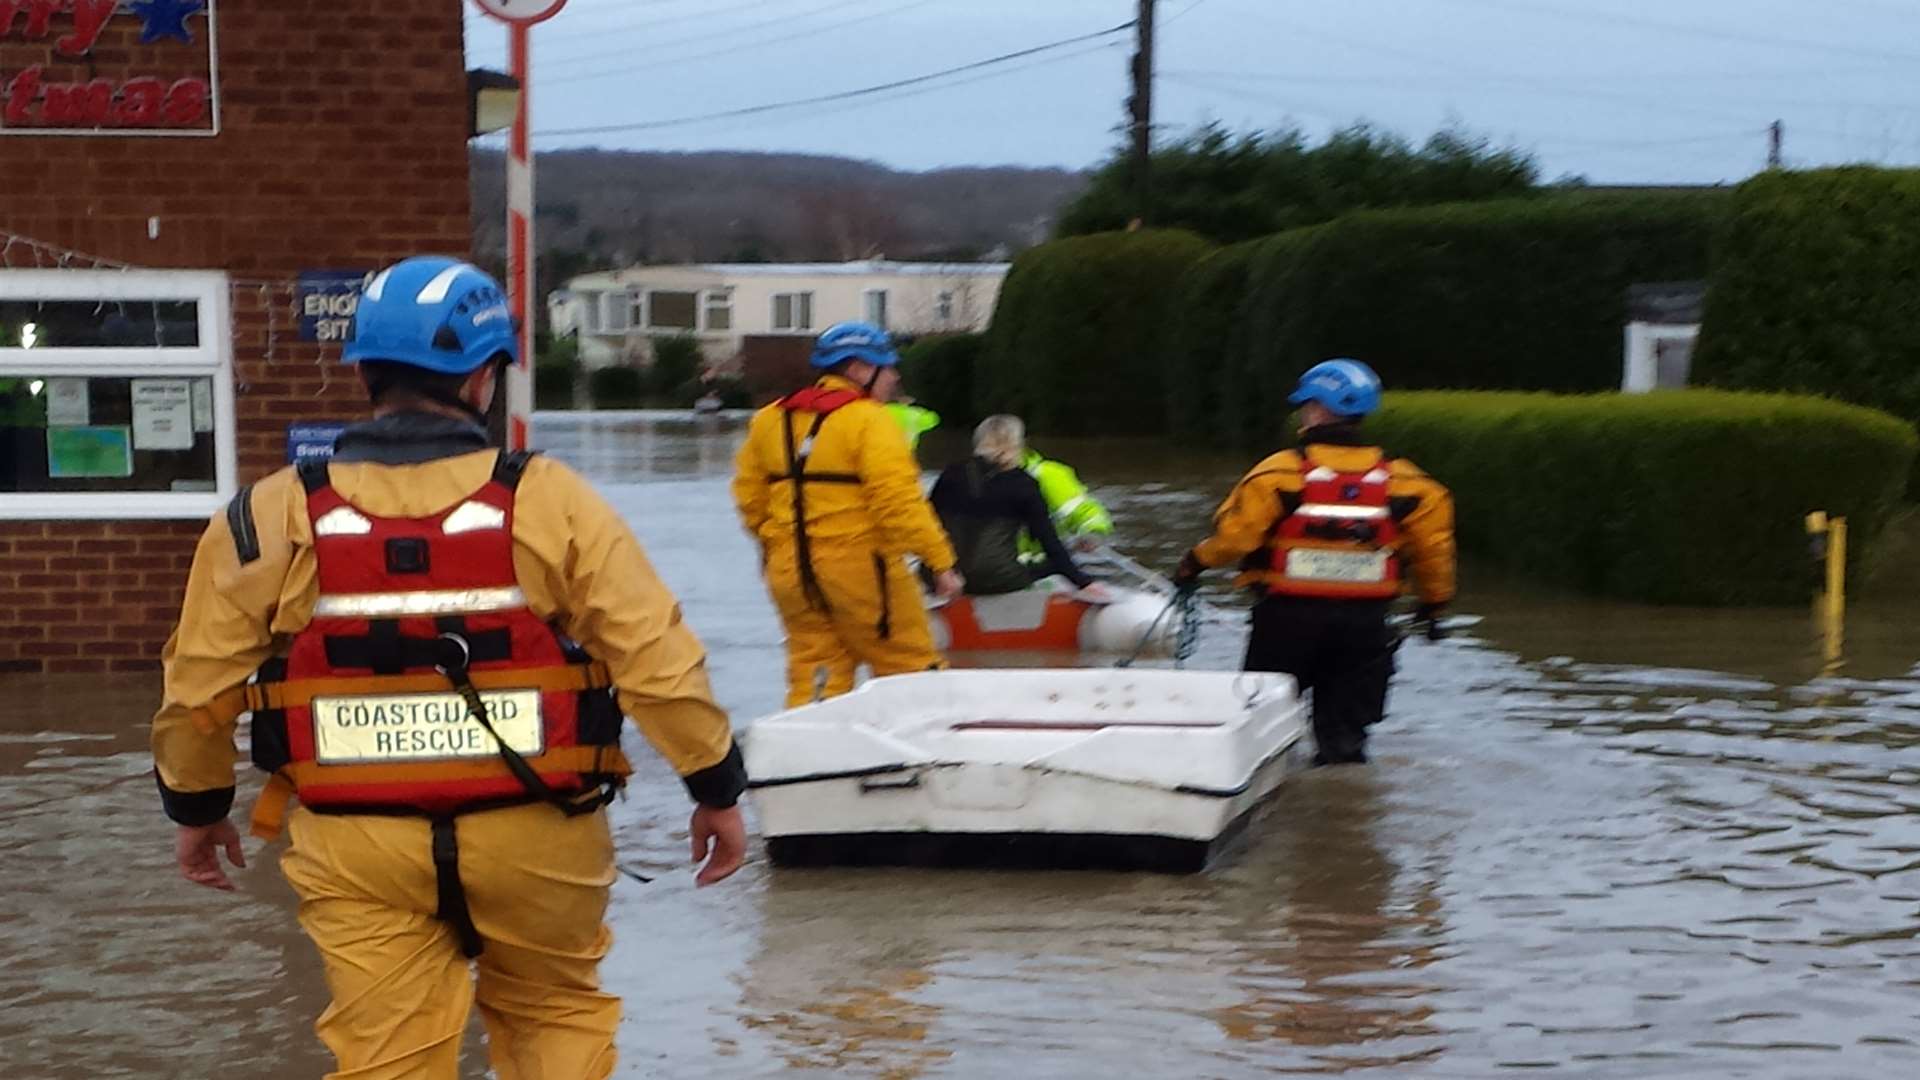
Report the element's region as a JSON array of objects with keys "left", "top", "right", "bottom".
[
  {"left": 1017, "top": 446, "right": 1113, "bottom": 557},
  {"left": 930, "top": 414, "right": 1114, "bottom": 601}
]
